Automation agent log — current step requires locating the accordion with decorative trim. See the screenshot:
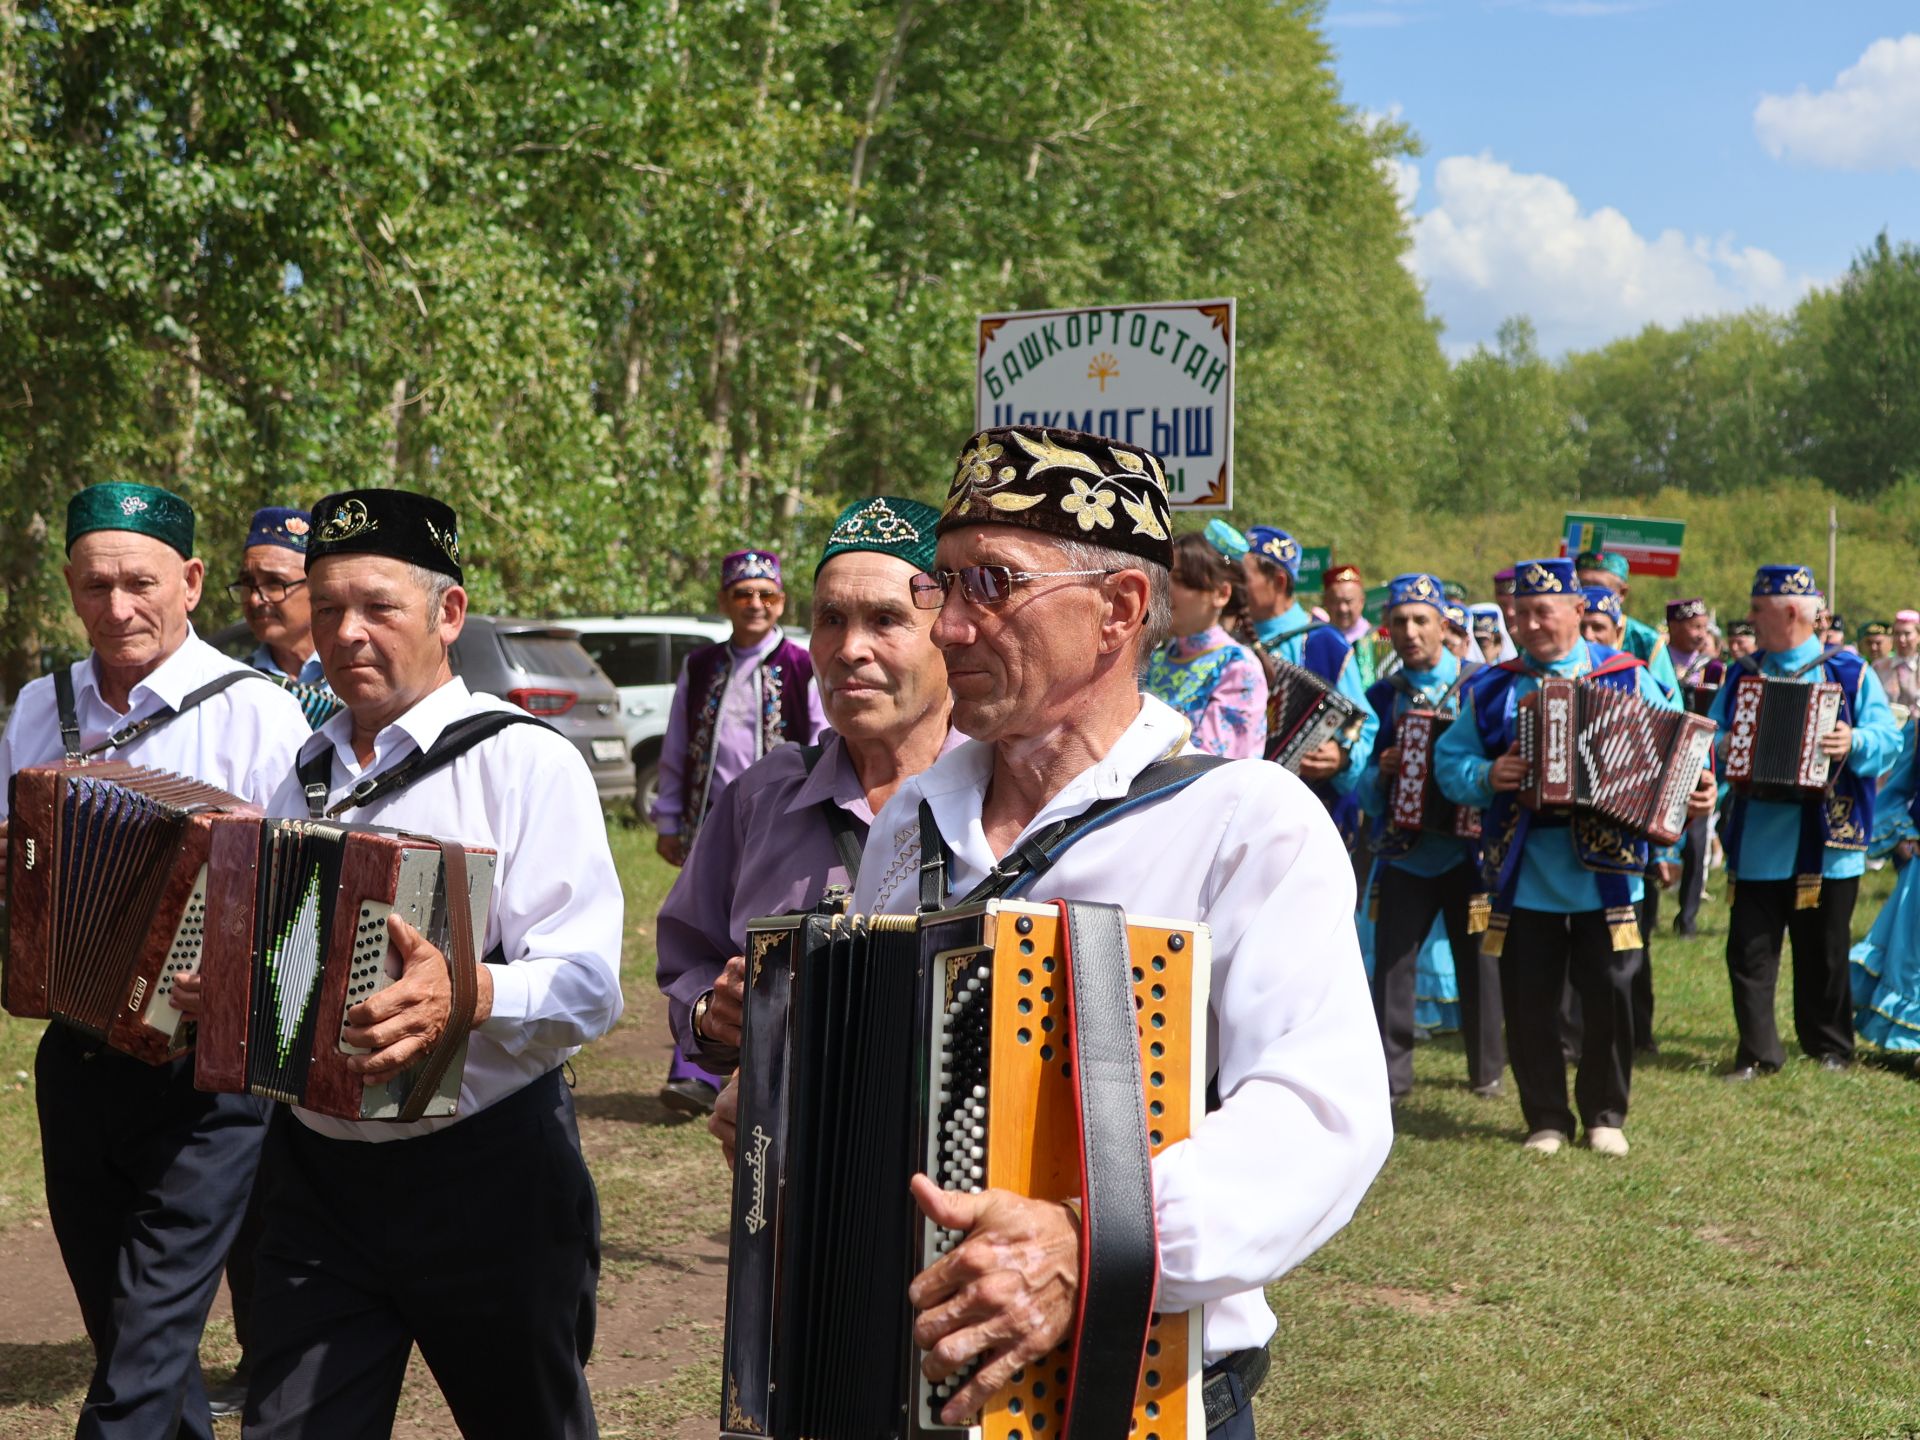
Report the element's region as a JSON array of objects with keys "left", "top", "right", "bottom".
[
  {"left": 1721, "top": 673, "right": 1842, "bottom": 802},
  {"left": 2, "top": 763, "right": 259, "bottom": 1062},
  {"left": 1388, "top": 709, "right": 1481, "bottom": 839},
  {"left": 193, "top": 819, "right": 495, "bottom": 1122},
  {"left": 1516, "top": 676, "right": 1716, "bottom": 846},
  {"left": 1264, "top": 656, "right": 1364, "bottom": 773},
  {"left": 1681, "top": 682, "right": 1720, "bottom": 718},
  {"left": 721, "top": 899, "right": 1210, "bottom": 1440},
  {"left": 275, "top": 674, "right": 345, "bottom": 730}
]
